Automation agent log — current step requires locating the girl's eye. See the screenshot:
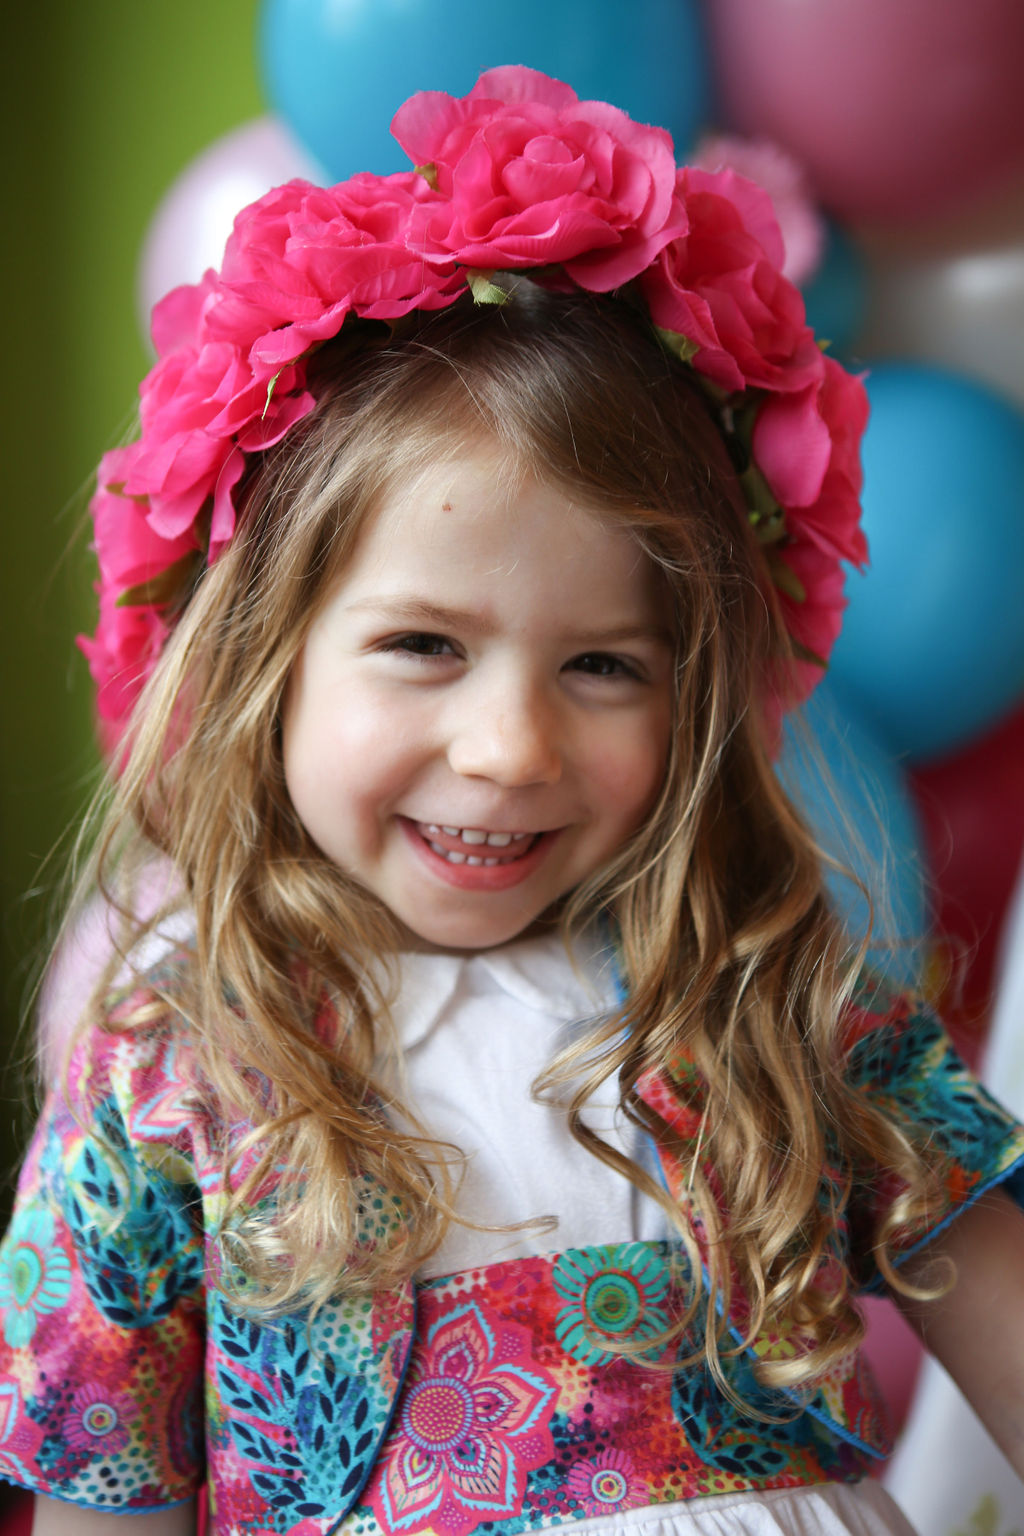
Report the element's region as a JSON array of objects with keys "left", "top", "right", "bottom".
[
  {"left": 383, "top": 632, "right": 456, "bottom": 658},
  {"left": 568, "top": 652, "right": 642, "bottom": 680}
]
